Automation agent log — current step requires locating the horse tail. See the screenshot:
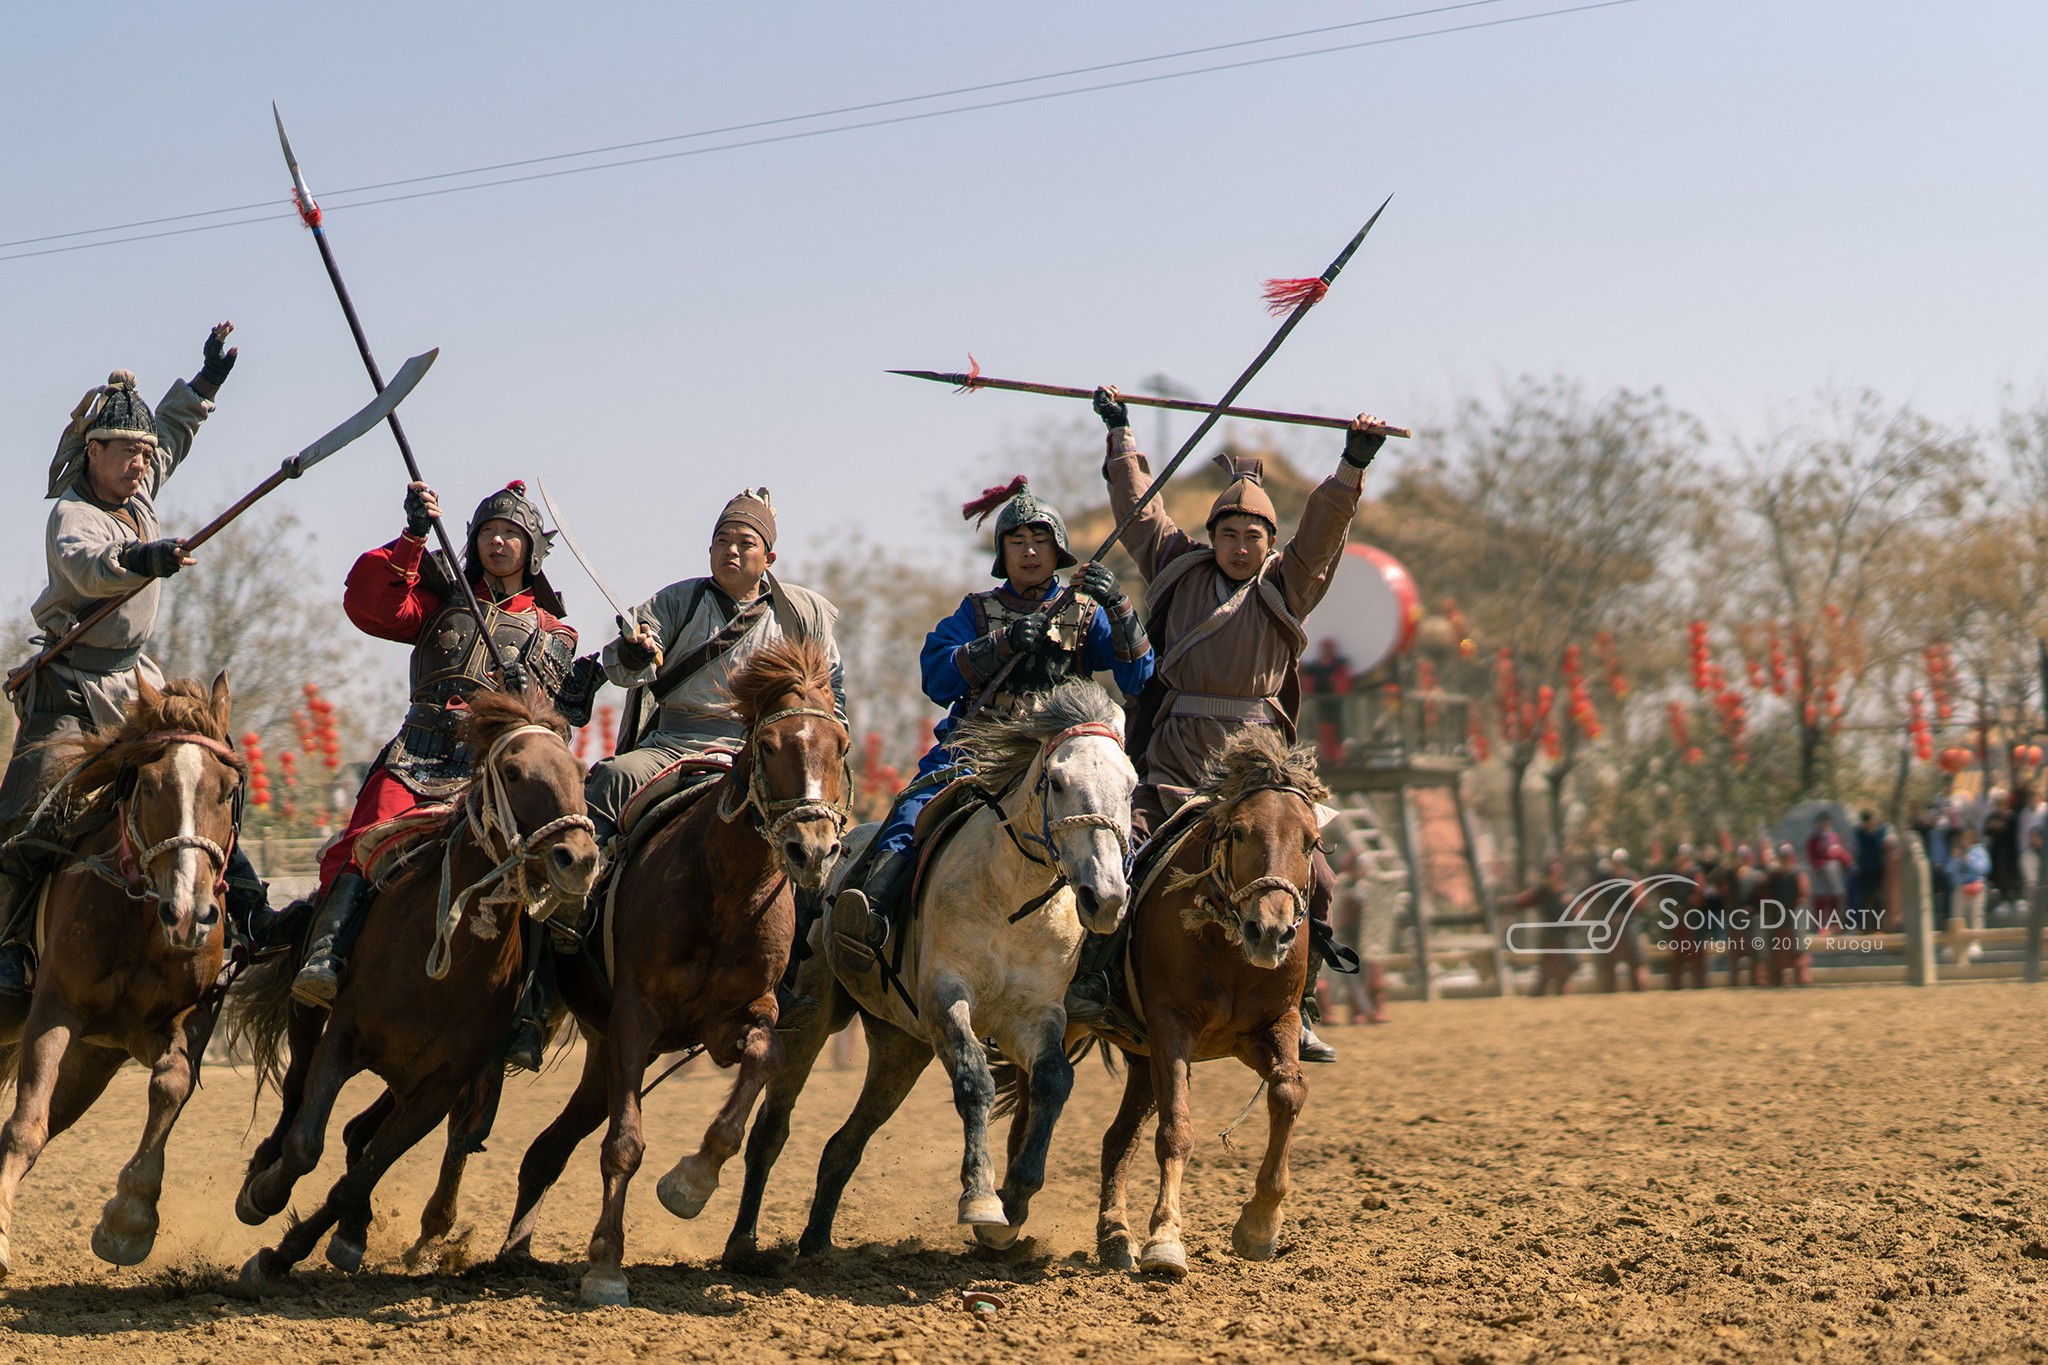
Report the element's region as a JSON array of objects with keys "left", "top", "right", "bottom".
[
  {"left": 222, "top": 946, "right": 300, "bottom": 1101},
  {"left": 0, "top": 1038, "right": 19, "bottom": 1094},
  {"left": 990, "top": 1034, "right": 1103, "bottom": 1119}
]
